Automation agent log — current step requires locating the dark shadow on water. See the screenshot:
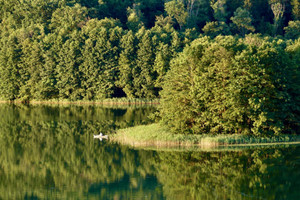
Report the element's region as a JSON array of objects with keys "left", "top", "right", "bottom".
[{"left": 88, "top": 174, "right": 164, "bottom": 199}]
